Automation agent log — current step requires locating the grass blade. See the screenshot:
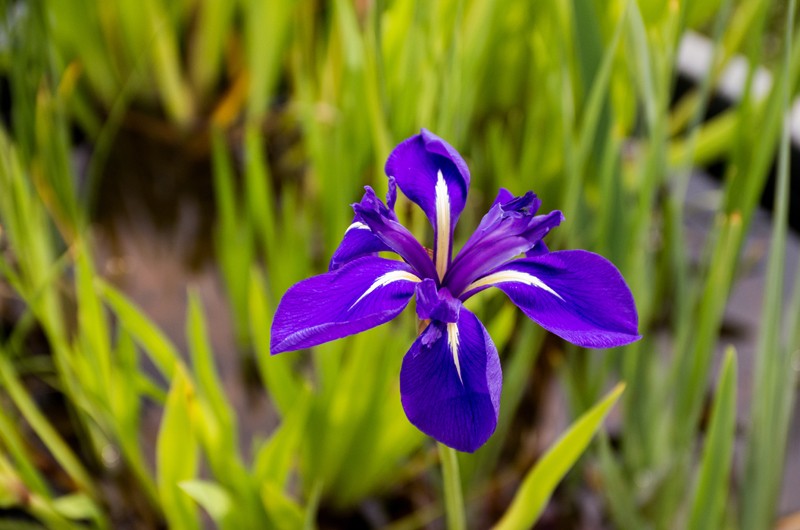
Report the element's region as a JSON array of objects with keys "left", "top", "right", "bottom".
[
  {"left": 157, "top": 365, "right": 200, "bottom": 530},
  {"left": 687, "top": 347, "right": 737, "bottom": 530}
]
